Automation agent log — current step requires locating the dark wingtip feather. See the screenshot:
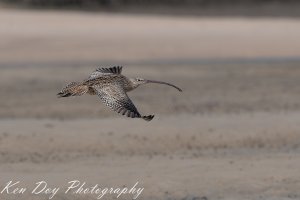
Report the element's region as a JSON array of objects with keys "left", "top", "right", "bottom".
[
  {"left": 57, "top": 92, "right": 71, "bottom": 98},
  {"left": 96, "top": 66, "right": 123, "bottom": 74},
  {"left": 142, "top": 115, "right": 155, "bottom": 121}
]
